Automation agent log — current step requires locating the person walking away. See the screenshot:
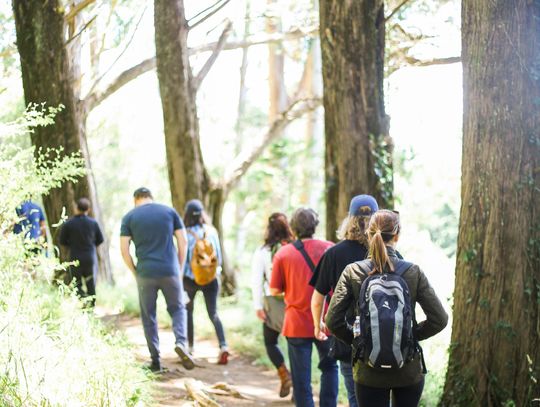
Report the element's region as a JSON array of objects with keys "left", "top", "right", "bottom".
[
  {"left": 183, "top": 199, "right": 228, "bottom": 365},
  {"left": 120, "top": 187, "right": 194, "bottom": 372},
  {"left": 270, "top": 208, "right": 339, "bottom": 407},
  {"left": 325, "top": 210, "right": 448, "bottom": 407},
  {"left": 59, "top": 198, "right": 104, "bottom": 307},
  {"left": 14, "top": 199, "right": 46, "bottom": 254},
  {"left": 309, "top": 194, "right": 379, "bottom": 407},
  {"left": 251, "top": 212, "right": 294, "bottom": 398}
]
